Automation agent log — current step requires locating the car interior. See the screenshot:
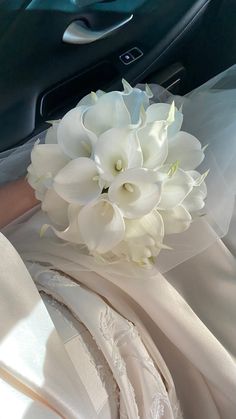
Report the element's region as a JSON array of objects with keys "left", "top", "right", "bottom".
[{"left": 0, "top": 0, "right": 233, "bottom": 152}]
